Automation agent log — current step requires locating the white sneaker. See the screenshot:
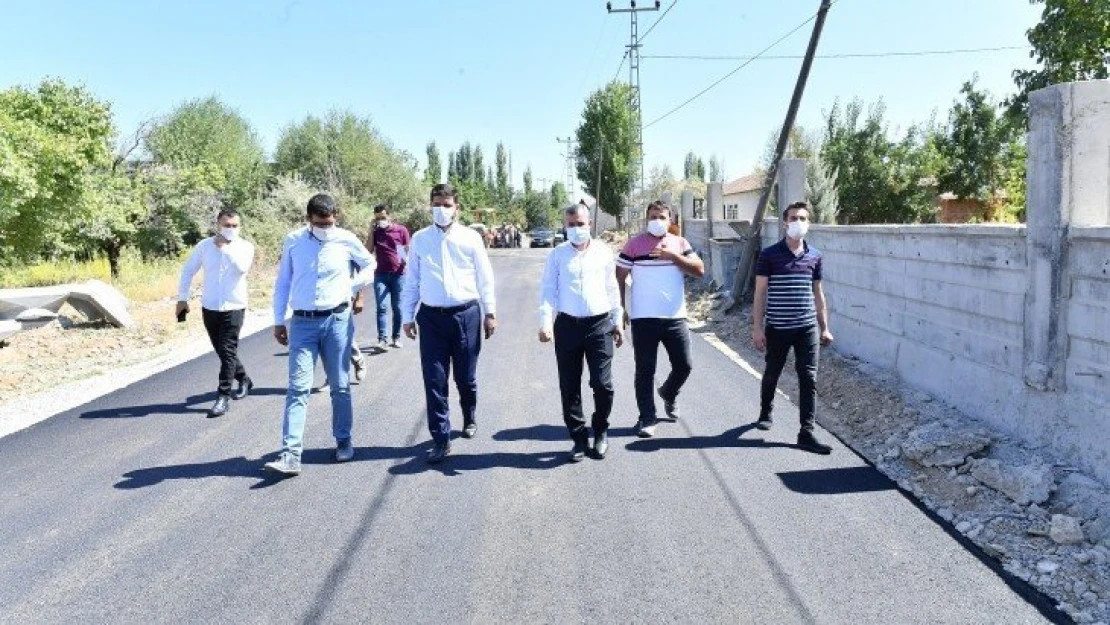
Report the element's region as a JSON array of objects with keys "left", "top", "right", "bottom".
[
  {"left": 353, "top": 356, "right": 366, "bottom": 382},
  {"left": 390, "top": 338, "right": 402, "bottom": 349},
  {"left": 377, "top": 339, "right": 390, "bottom": 352}
]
